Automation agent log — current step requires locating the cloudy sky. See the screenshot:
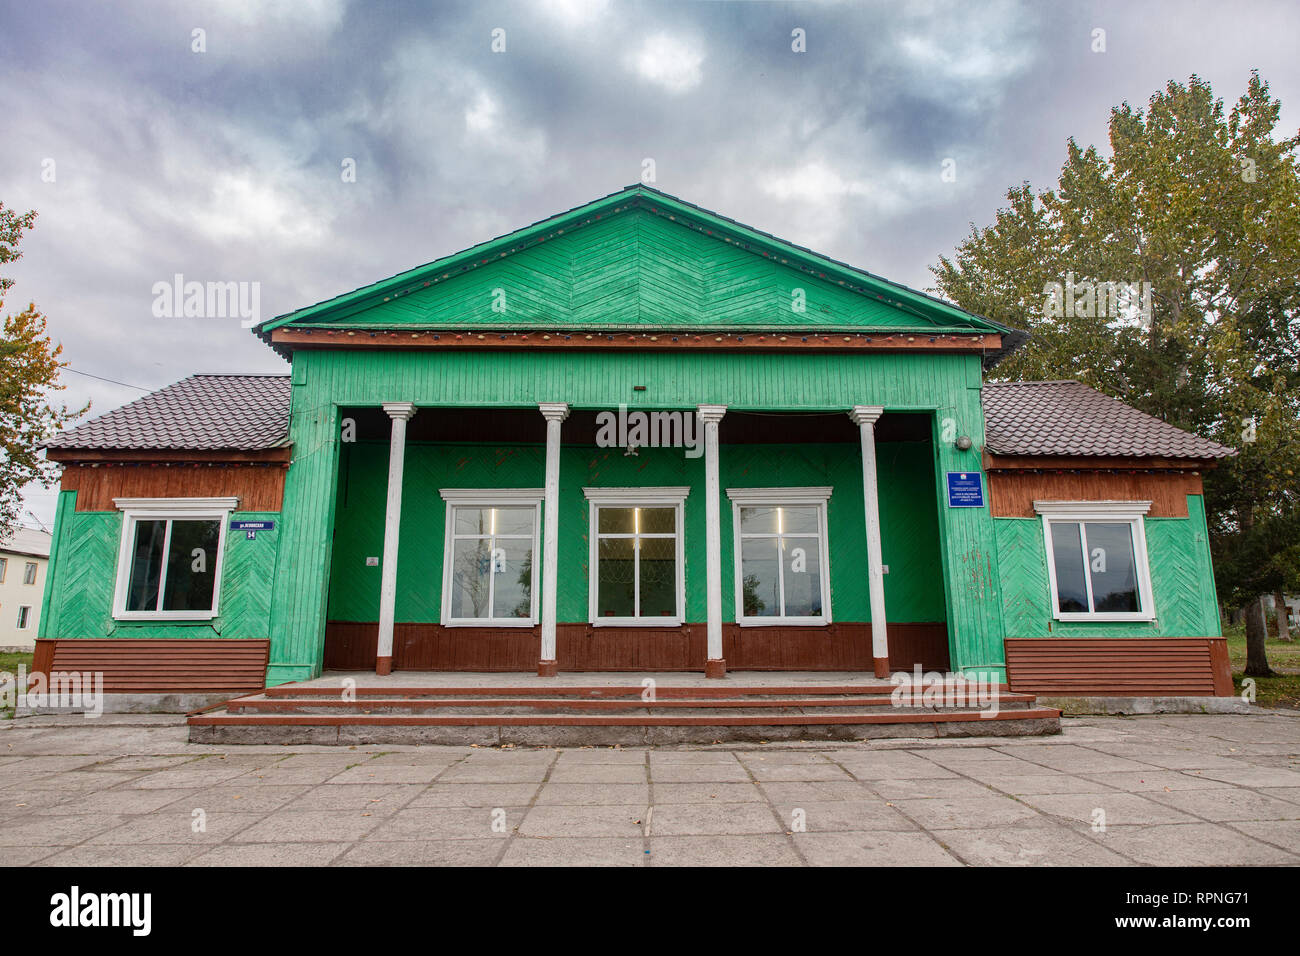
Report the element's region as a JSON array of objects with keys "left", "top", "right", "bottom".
[{"left": 3, "top": 0, "right": 1298, "bottom": 525}]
